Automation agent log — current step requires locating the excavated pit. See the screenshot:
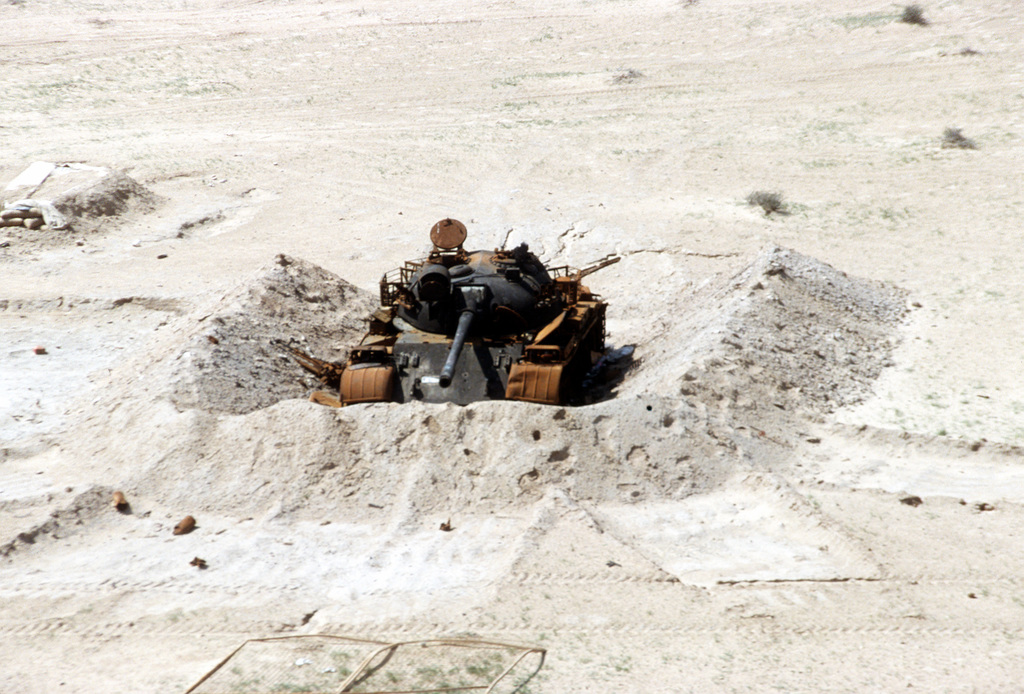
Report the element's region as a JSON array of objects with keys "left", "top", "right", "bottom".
[{"left": 46, "top": 245, "right": 908, "bottom": 526}]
